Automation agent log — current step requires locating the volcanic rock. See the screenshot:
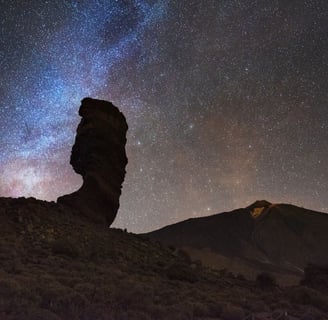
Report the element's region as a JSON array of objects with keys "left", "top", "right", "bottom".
[
  {"left": 3, "top": 197, "right": 328, "bottom": 319},
  {"left": 57, "top": 97, "right": 128, "bottom": 226}
]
